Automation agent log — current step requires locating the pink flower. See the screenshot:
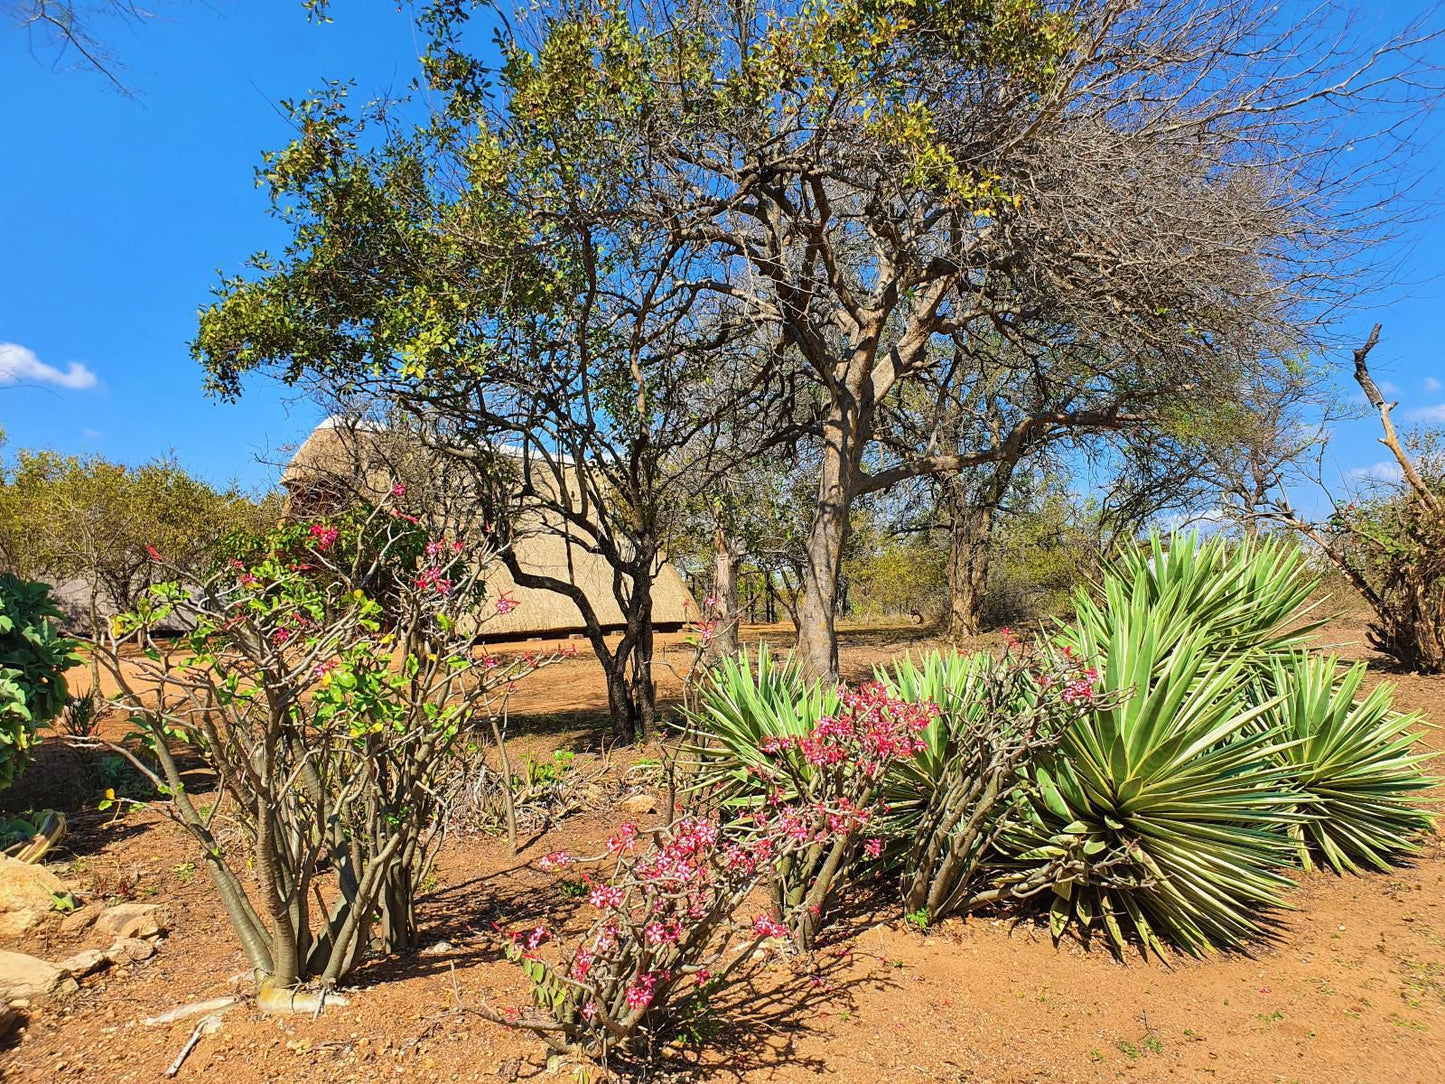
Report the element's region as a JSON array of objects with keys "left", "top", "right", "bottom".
[
  {"left": 537, "top": 851, "right": 571, "bottom": 871},
  {"left": 607, "top": 822, "right": 638, "bottom": 856},
  {"left": 703, "top": 595, "right": 718, "bottom": 609},
  {"left": 864, "top": 838, "right": 883, "bottom": 859},
  {"left": 145, "top": 544, "right": 162, "bottom": 562},
  {"left": 570, "top": 949, "right": 594, "bottom": 980},
  {"left": 752, "top": 913, "right": 788, "bottom": 939},
  {"left": 414, "top": 567, "right": 453, "bottom": 595},
  {"left": 271, "top": 627, "right": 292, "bottom": 646},
  {"left": 588, "top": 884, "right": 625, "bottom": 910},
  {"left": 238, "top": 572, "right": 259, "bottom": 587},
  {"left": 526, "top": 924, "right": 551, "bottom": 950},
  {"left": 694, "top": 969, "right": 712, "bottom": 986},
  {"left": 495, "top": 592, "right": 519, "bottom": 615},
  {"left": 624, "top": 973, "right": 658, "bottom": 1010},
  {"left": 1062, "top": 676, "right": 1096, "bottom": 705},
  {"left": 581, "top": 1000, "right": 598, "bottom": 1021},
  {"left": 308, "top": 523, "right": 339, "bottom": 550},
  {"left": 644, "top": 921, "right": 681, "bottom": 946},
  {"left": 391, "top": 482, "right": 407, "bottom": 498}
]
